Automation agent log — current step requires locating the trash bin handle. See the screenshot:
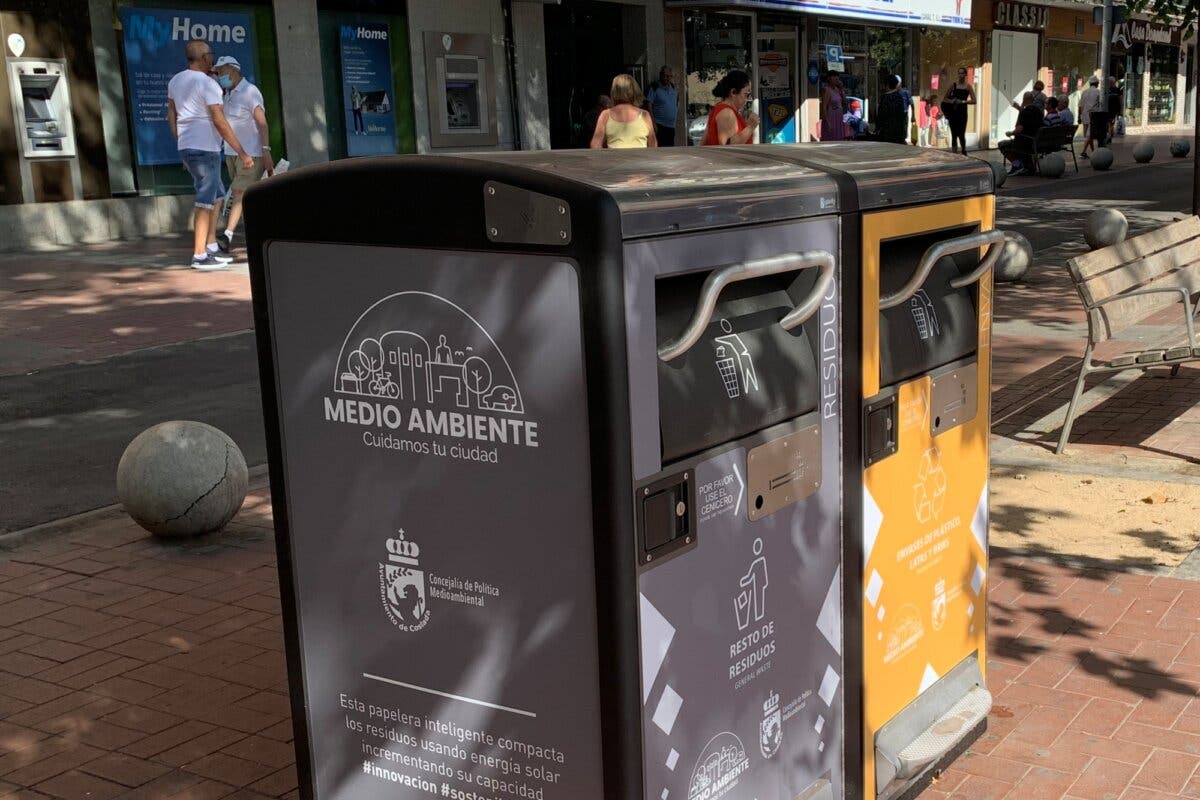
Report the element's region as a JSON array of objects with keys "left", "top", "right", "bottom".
[
  {"left": 949, "top": 231, "right": 1015, "bottom": 290},
  {"left": 878, "top": 230, "right": 1008, "bottom": 310},
  {"left": 657, "top": 250, "right": 836, "bottom": 363}
]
